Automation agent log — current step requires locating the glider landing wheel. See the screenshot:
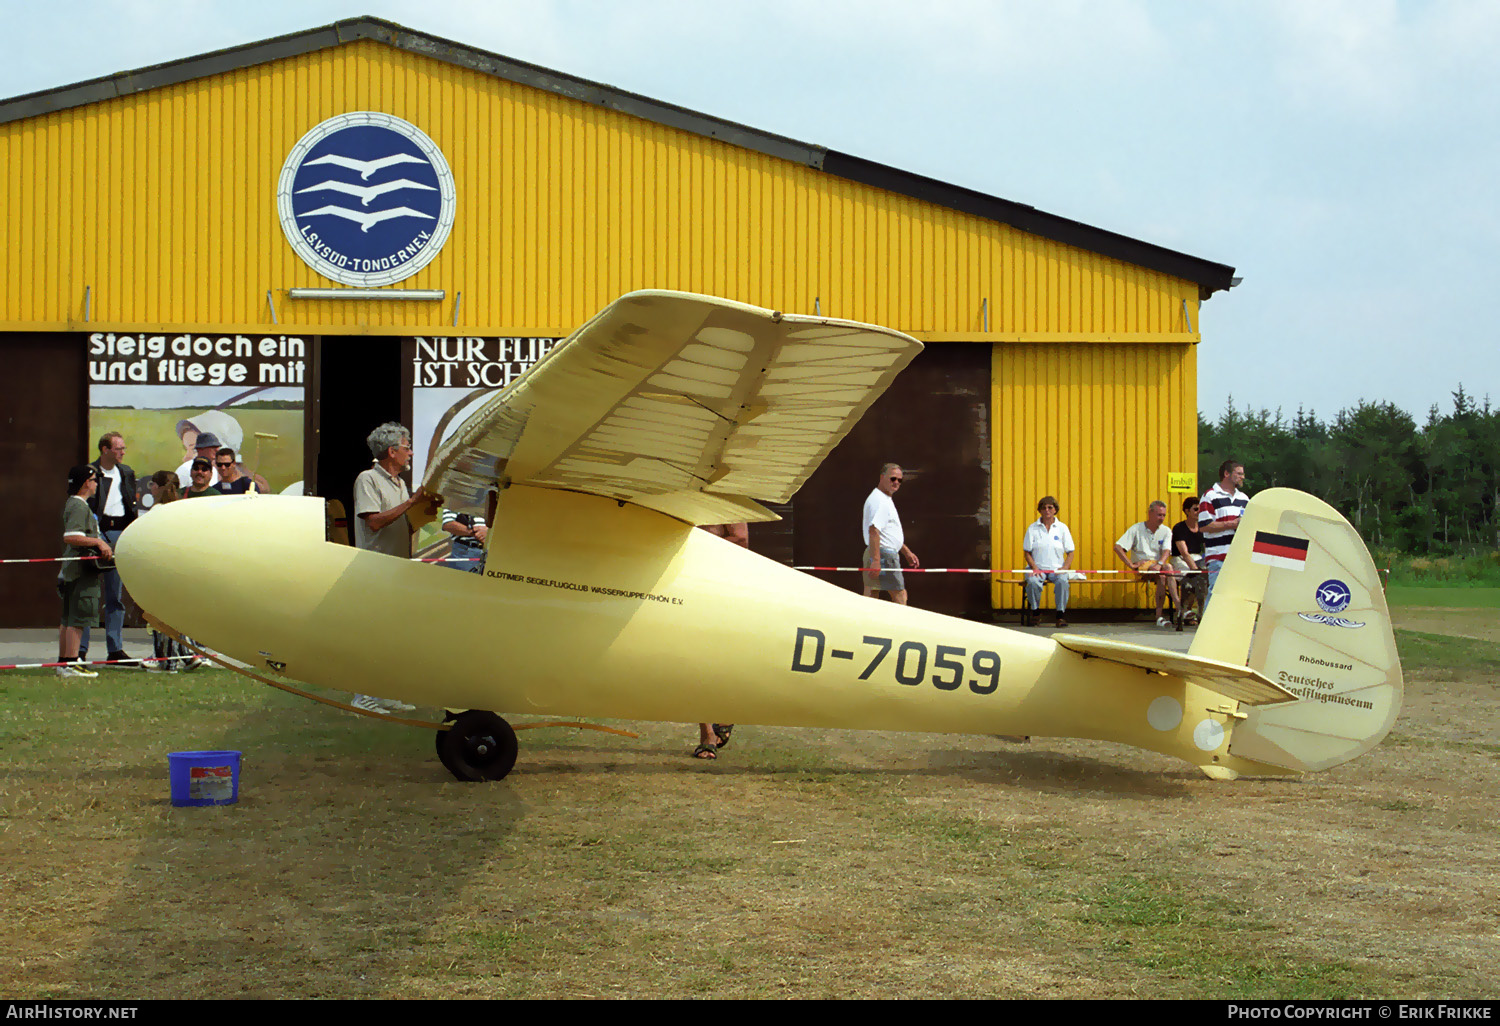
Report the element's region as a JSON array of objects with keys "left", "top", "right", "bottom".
[{"left": 437, "top": 710, "right": 518, "bottom": 782}]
